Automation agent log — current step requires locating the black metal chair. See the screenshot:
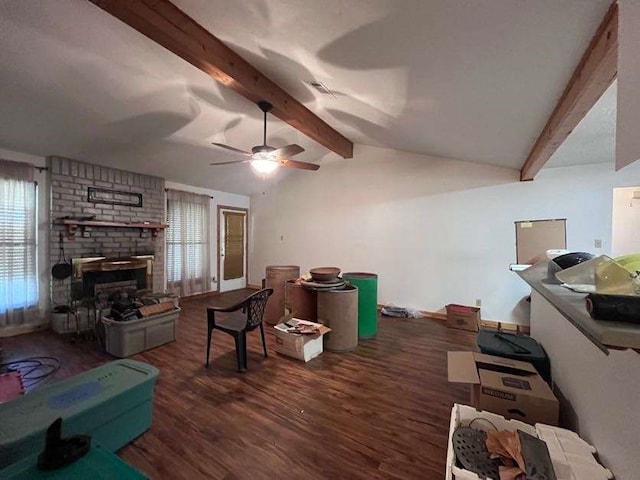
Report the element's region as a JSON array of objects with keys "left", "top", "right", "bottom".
[{"left": 205, "top": 288, "right": 273, "bottom": 371}]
